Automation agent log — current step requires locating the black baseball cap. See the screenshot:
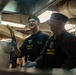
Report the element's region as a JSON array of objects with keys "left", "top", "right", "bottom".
[
  {"left": 28, "top": 15, "right": 40, "bottom": 23},
  {"left": 50, "top": 13, "right": 68, "bottom": 22}
]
